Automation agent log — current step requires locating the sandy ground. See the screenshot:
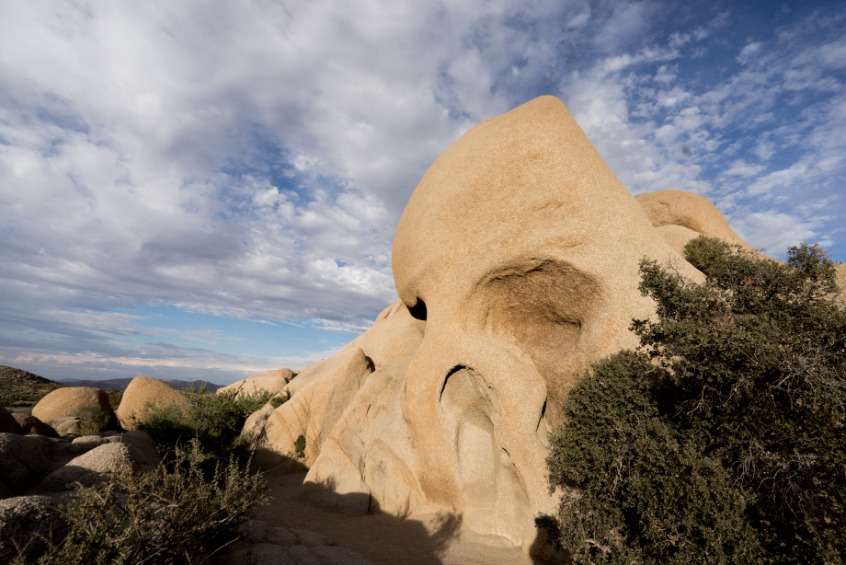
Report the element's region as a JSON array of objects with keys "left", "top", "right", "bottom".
[{"left": 218, "top": 470, "right": 538, "bottom": 565}]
